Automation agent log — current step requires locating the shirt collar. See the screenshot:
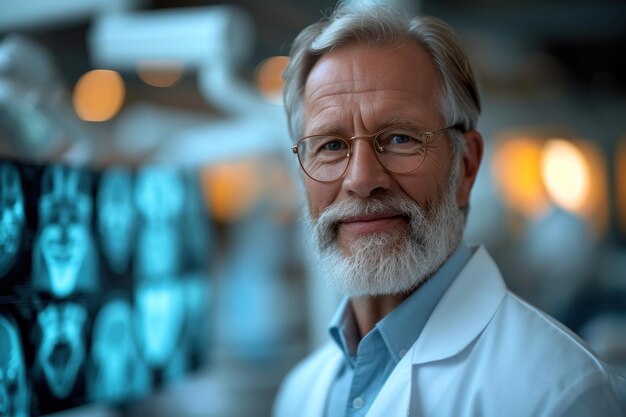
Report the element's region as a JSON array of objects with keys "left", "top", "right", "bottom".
[
  {"left": 329, "top": 242, "right": 472, "bottom": 364},
  {"left": 329, "top": 297, "right": 359, "bottom": 365}
]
